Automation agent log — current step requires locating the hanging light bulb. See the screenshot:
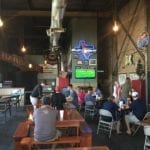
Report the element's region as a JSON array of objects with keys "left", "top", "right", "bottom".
[
  {"left": 0, "top": 17, "right": 3, "bottom": 27},
  {"left": 28, "top": 63, "right": 32, "bottom": 69},
  {"left": 21, "top": 45, "right": 26, "bottom": 52},
  {"left": 113, "top": 21, "right": 119, "bottom": 32},
  {"left": 44, "top": 60, "right": 47, "bottom": 65}
]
